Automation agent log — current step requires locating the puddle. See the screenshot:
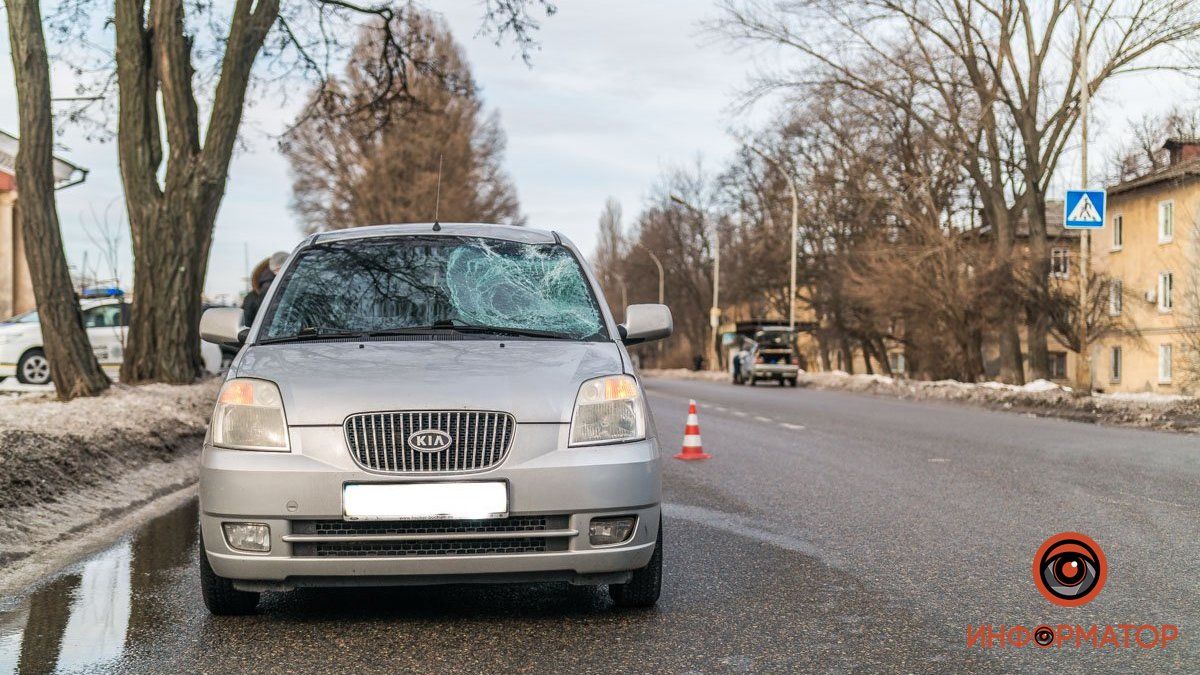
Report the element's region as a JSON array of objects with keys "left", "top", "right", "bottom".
[{"left": 0, "top": 499, "right": 197, "bottom": 674}]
